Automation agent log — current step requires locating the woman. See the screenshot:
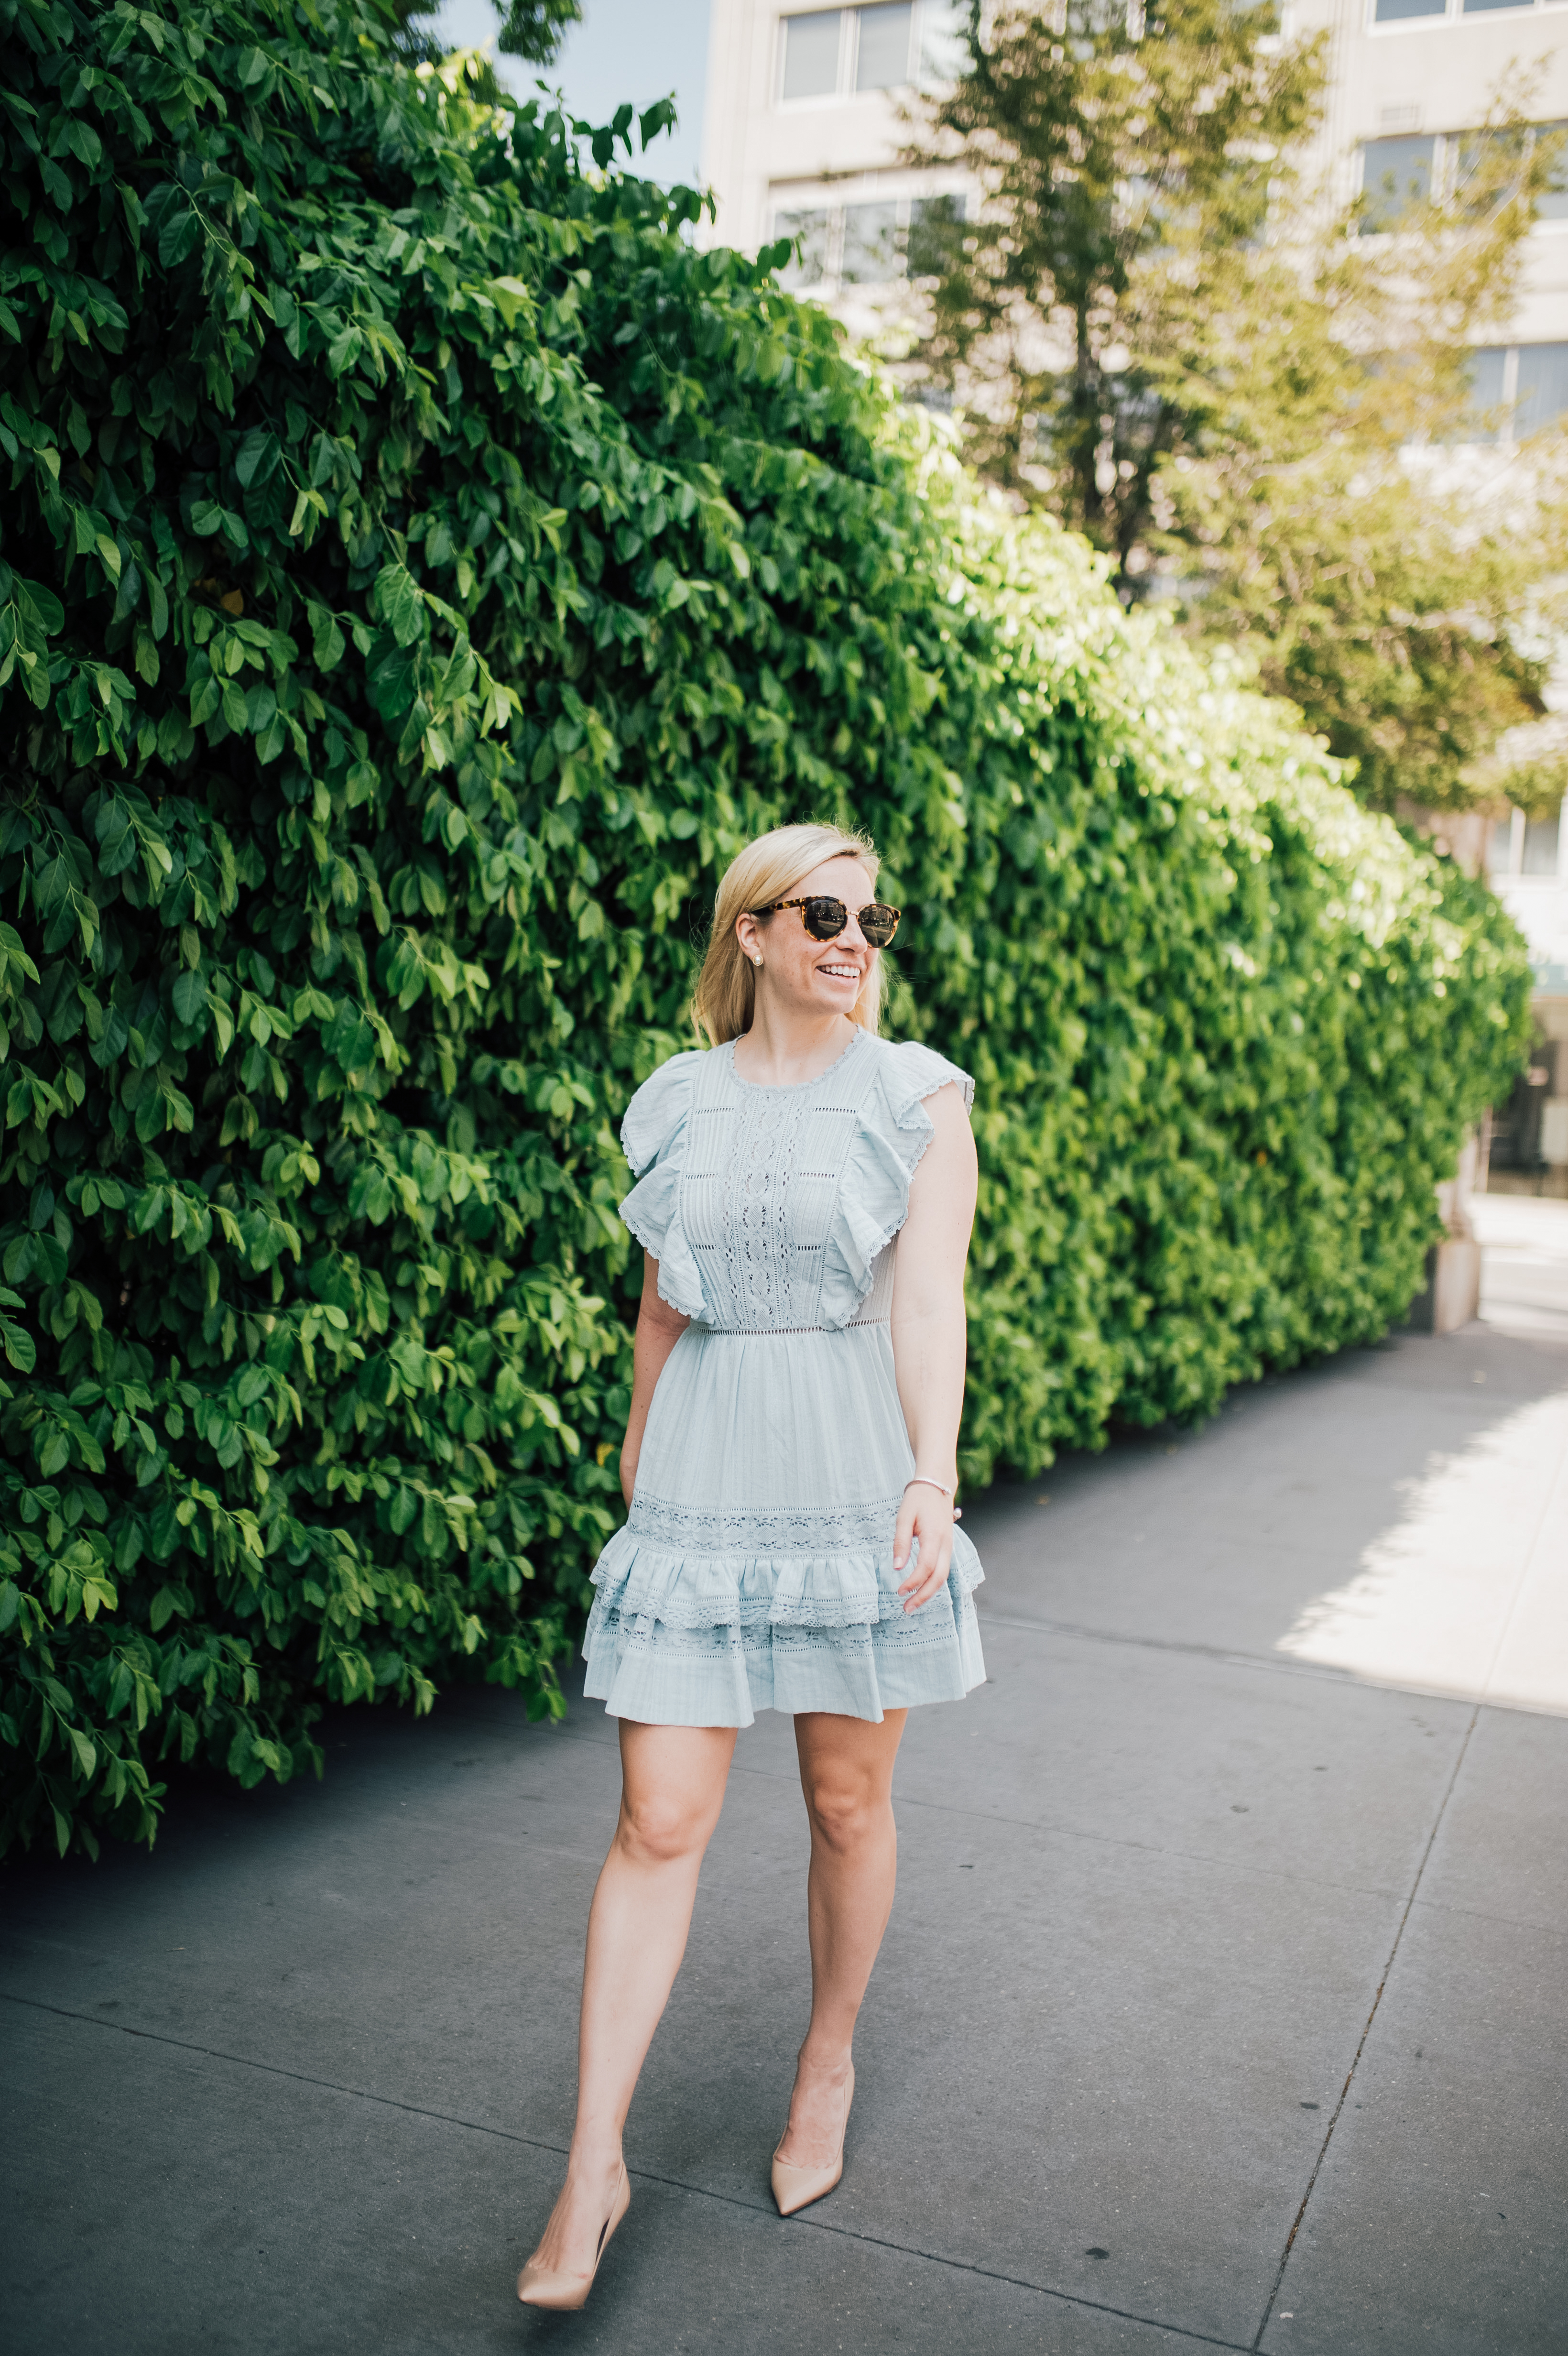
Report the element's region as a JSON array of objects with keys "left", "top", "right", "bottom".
[{"left": 517, "top": 821, "right": 985, "bottom": 2310}]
